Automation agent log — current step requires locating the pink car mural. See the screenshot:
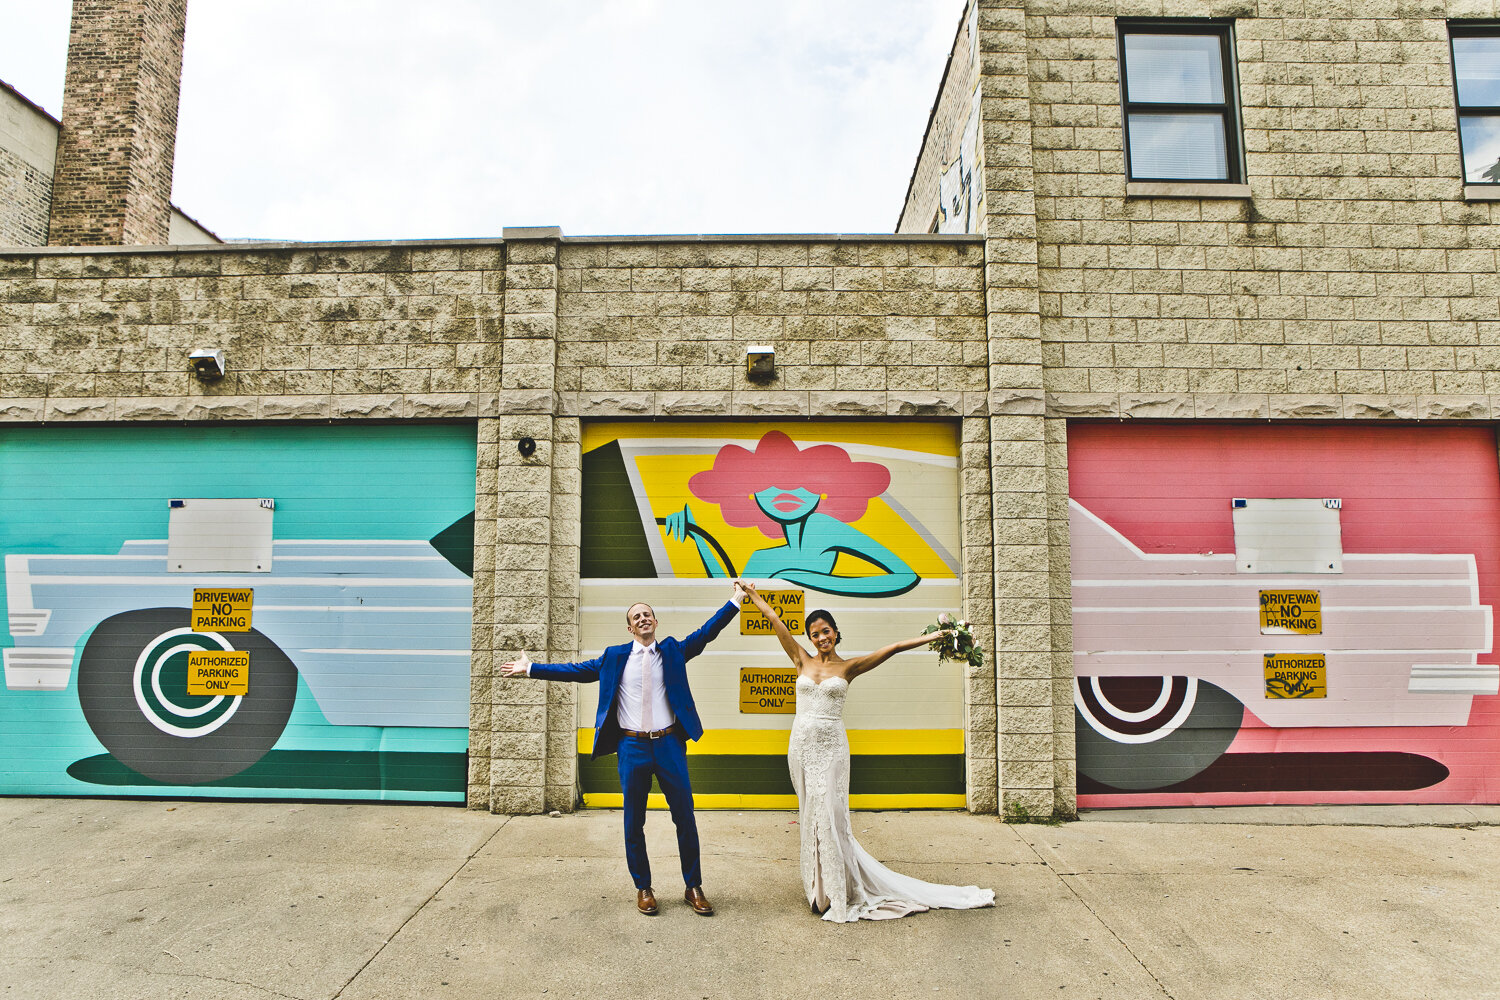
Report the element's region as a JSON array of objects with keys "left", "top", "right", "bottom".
[{"left": 1071, "top": 499, "right": 1495, "bottom": 791}]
